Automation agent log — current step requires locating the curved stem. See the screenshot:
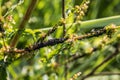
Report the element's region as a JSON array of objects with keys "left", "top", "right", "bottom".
[
  {"left": 10, "top": 0, "right": 38, "bottom": 48},
  {"left": 80, "top": 15, "right": 120, "bottom": 32},
  {"left": 39, "top": 15, "right": 120, "bottom": 32}
]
